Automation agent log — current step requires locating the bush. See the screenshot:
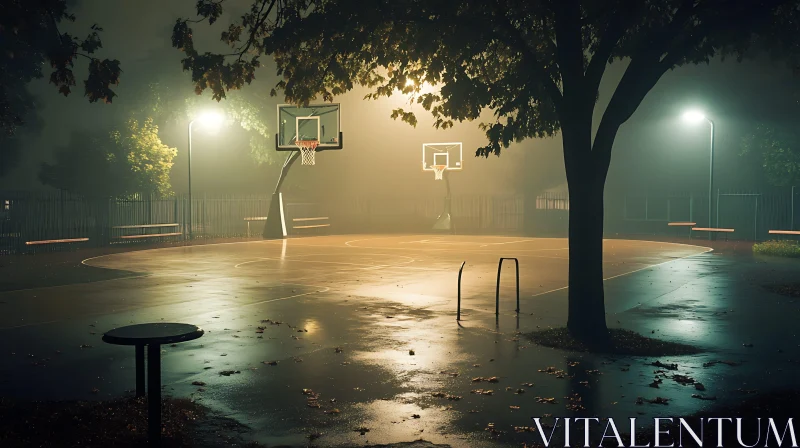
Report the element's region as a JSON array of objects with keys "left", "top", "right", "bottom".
[{"left": 752, "top": 239, "right": 800, "bottom": 257}]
